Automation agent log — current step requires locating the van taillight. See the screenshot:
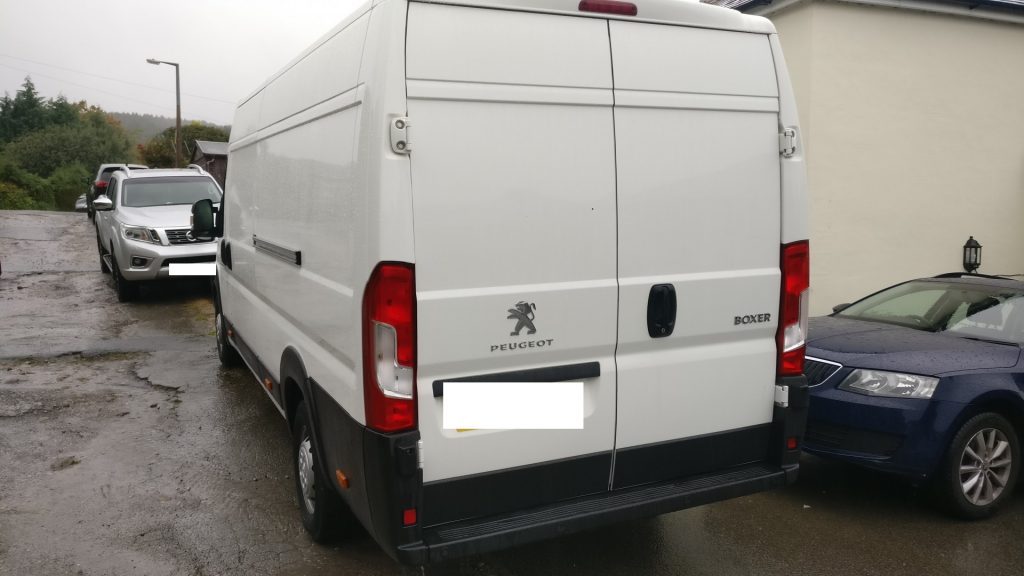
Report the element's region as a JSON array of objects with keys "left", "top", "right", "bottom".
[
  {"left": 363, "top": 262, "right": 417, "bottom": 433},
  {"left": 578, "top": 0, "right": 638, "bottom": 16},
  {"left": 778, "top": 241, "right": 809, "bottom": 377}
]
